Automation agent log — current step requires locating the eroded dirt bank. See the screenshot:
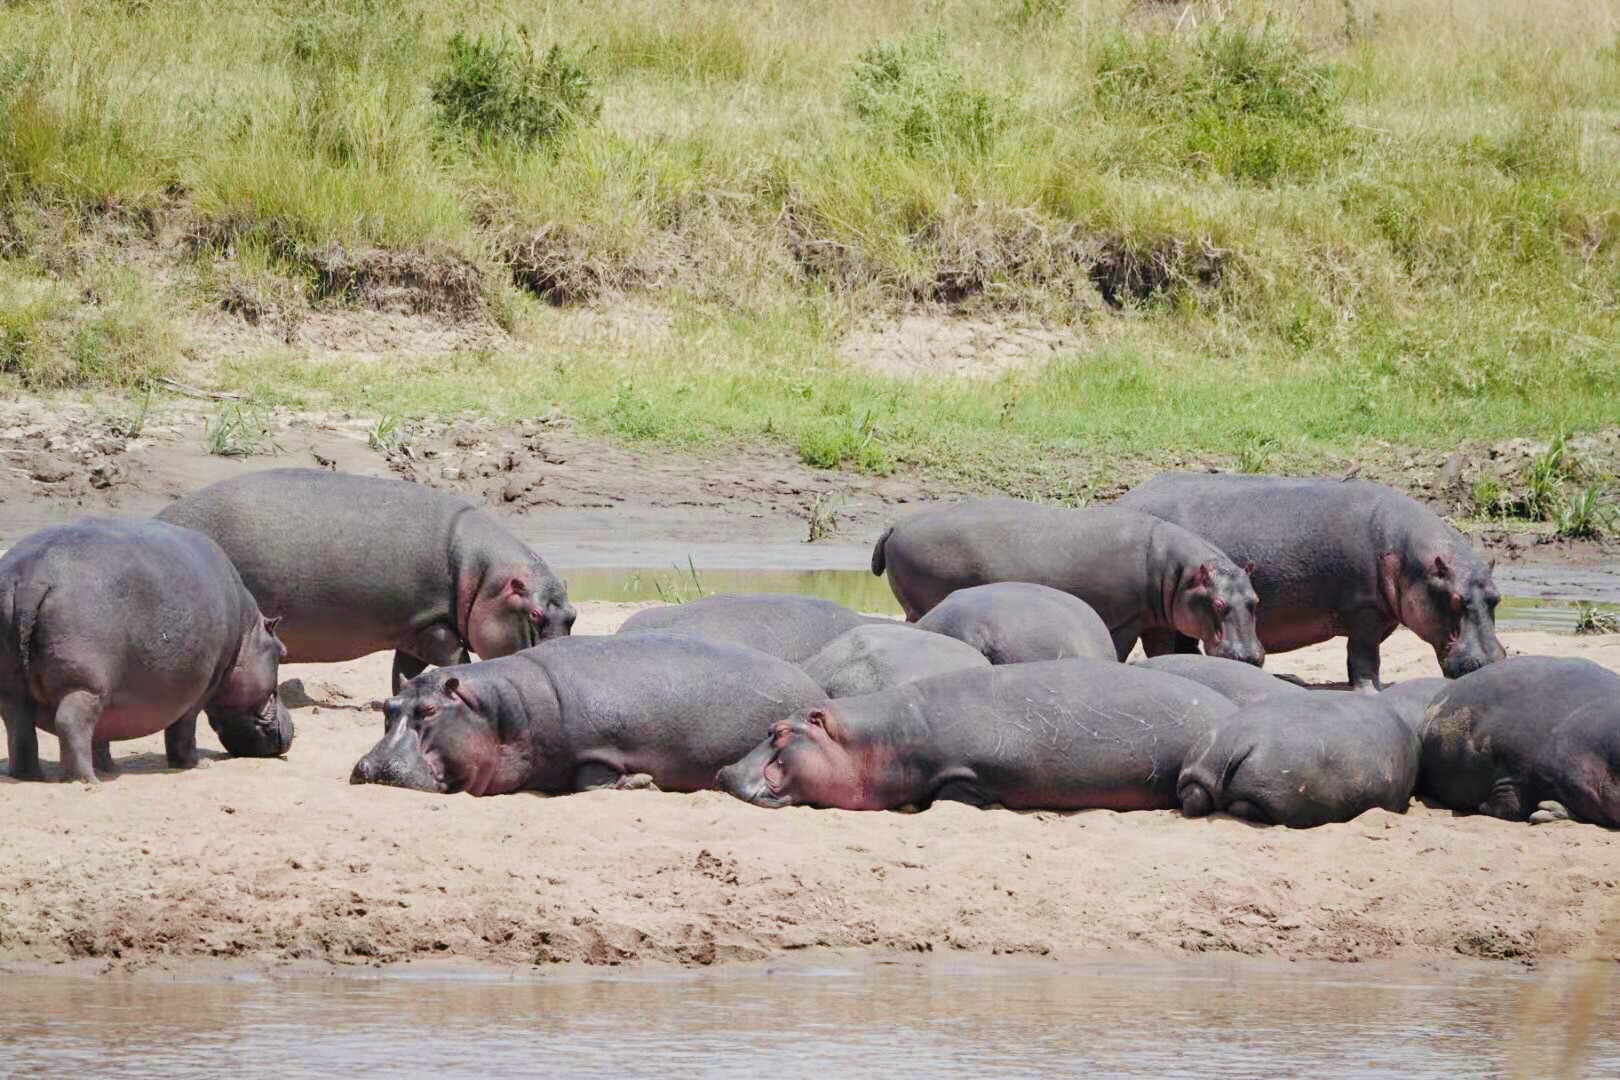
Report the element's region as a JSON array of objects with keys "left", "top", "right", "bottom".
[{"left": 2, "top": 609, "right": 1618, "bottom": 974}]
